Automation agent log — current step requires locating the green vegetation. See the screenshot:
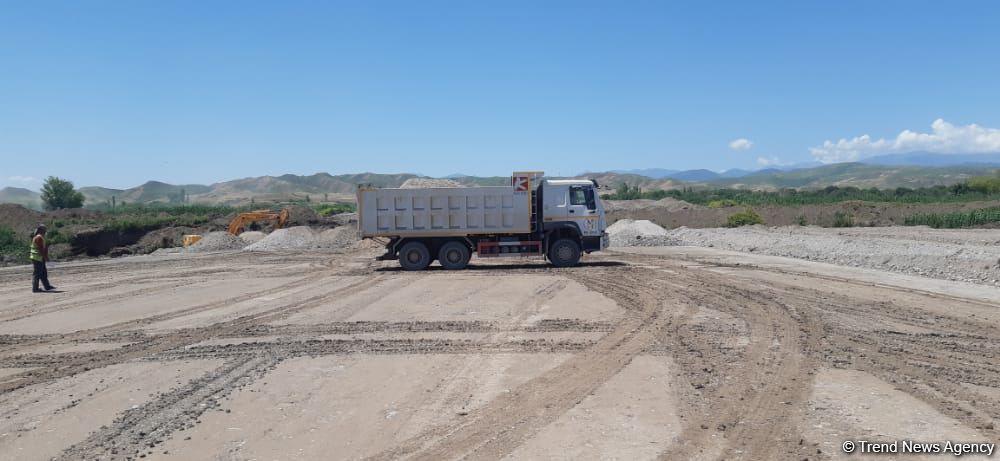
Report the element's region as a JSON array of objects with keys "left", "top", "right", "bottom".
[
  {"left": 602, "top": 180, "right": 1000, "bottom": 206},
  {"left": 41, "top": 176, "right": 85, "bottom": 210},
  {"left": 904, "top": 207, "right": 1000, "bottom": 228},
  {"left": 966, "top": 175, "right": 1000, "bottom": 194},
  {"left": 313, "top": 202, "right": 356, "bottom": 216},
  {"left": 607, "top": 183, "right": 645, "bottom": 200},
  {"left": 725, "top": 208, "right": 764, "bottom": 227},
  {"left": 0, "top": 226, "right": 27, "bottom": 264},
  {"left": 832, "top": 211, "right": 854, "bottom": 228},
  {"left": 707, "top": 199, "right": 738, "bottom": 208}
]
